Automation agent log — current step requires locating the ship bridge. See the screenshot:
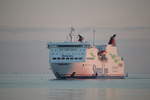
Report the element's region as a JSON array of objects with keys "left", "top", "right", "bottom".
[{"left": 48, "top": 42, "right": 90, "bottom": 63}]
